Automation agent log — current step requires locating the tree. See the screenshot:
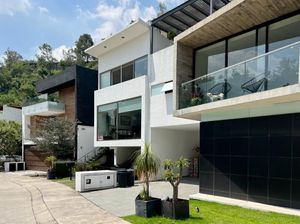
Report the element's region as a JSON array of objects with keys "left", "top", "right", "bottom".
[
  {"left": 60, "top": 48, "right": 76, "bottom": 69},
  {"left": 134, "top": 144, "right": 160, "bottom": 200},
  {"left": 0, "top": 120, "right": 22, "bottom": 160},
  {"left": 74, "top": 34, "right": 95, "bottom": 65},
  {"left": 163, "top": 157, "right": 189, "bottom": 206},
  {"left": 3, "top": 48, "right": 23, "bottom": 70},
  {"left": 36, "top": 43, "right": 58, "bottom": 76},
  {"left": 31, "top": 117, "right": 75, "bottom": 160}
]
